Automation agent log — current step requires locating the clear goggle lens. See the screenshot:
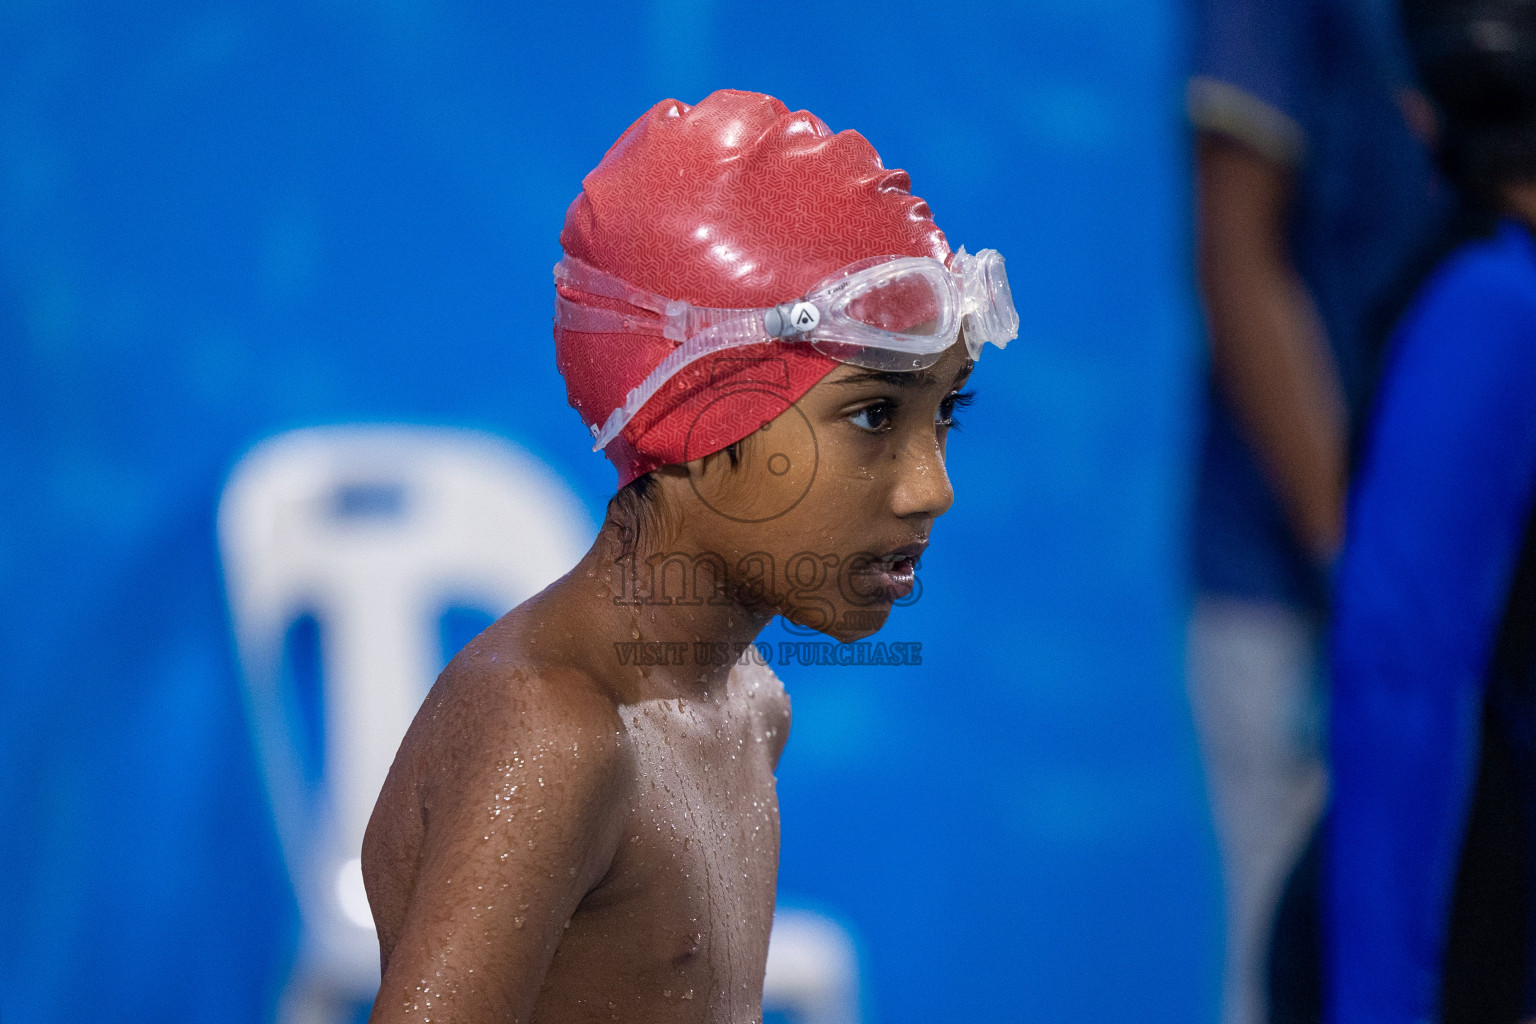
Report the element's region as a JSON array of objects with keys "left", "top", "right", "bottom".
[
  {"left": 954, "top": 247, "right": 1020, "bottom": 359},
  {"left": 845, "top": 272, "right": 943, "bottom": 336},
  {"left": 799, "top": 256, "right": 960, "bottom": 371}
]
